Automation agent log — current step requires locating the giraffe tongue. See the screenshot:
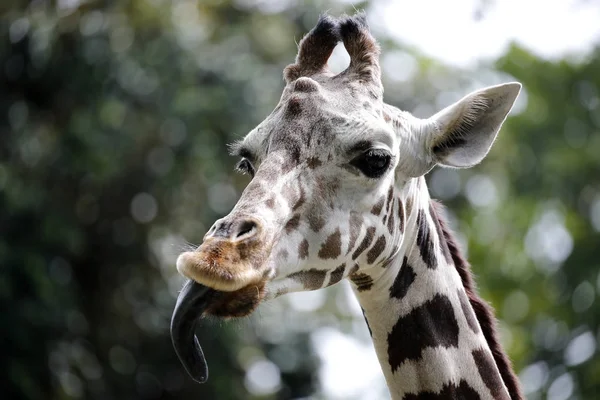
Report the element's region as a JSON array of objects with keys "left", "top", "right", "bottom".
[{"left": 170, "top": 279, "right": 214, "bottom": 383}]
